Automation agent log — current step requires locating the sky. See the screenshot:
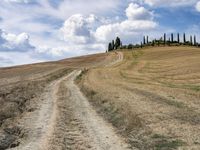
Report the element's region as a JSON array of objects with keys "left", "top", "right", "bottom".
[{"left": 0, "top": 0, "right": 200, "bottom": 67}]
